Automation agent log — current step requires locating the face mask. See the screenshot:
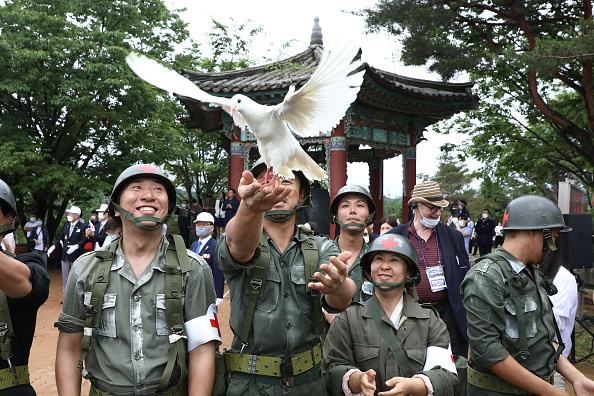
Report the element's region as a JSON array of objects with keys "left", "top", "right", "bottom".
[
  {"left": 91, "top": 215, "right": 97, "bottom": 221},
  {"left": 458, "top": 221, "right": 466, "bottom": 227},
  {"left": 363, "top": 235, "right": 369, "bottom": 243},
  {"left": 36, "top": 221, "right": 42, "bottom": 227},
  {"left": 458, "top": 205, "right": 462, "bottom": 210},
  {"left": 30, "top": 217, "right": 36, "bottom": 222},
  {"left": 196, "top": 226, "right": 211, "bottom": 238},
  {"left": 418, "top": 209, "right": 439, "bottom": 228},
  {"left": 99, "top": 212, "right": 105, "bottom": 220},
  {"left": 67, "top": 215, "right": 73, "bottom": 222},
  {"left": 482, "top": 213, "right": 489, "bottom": 219},
  {"left": 181, "top": 204, "right": 187, "bottom": 209}
]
